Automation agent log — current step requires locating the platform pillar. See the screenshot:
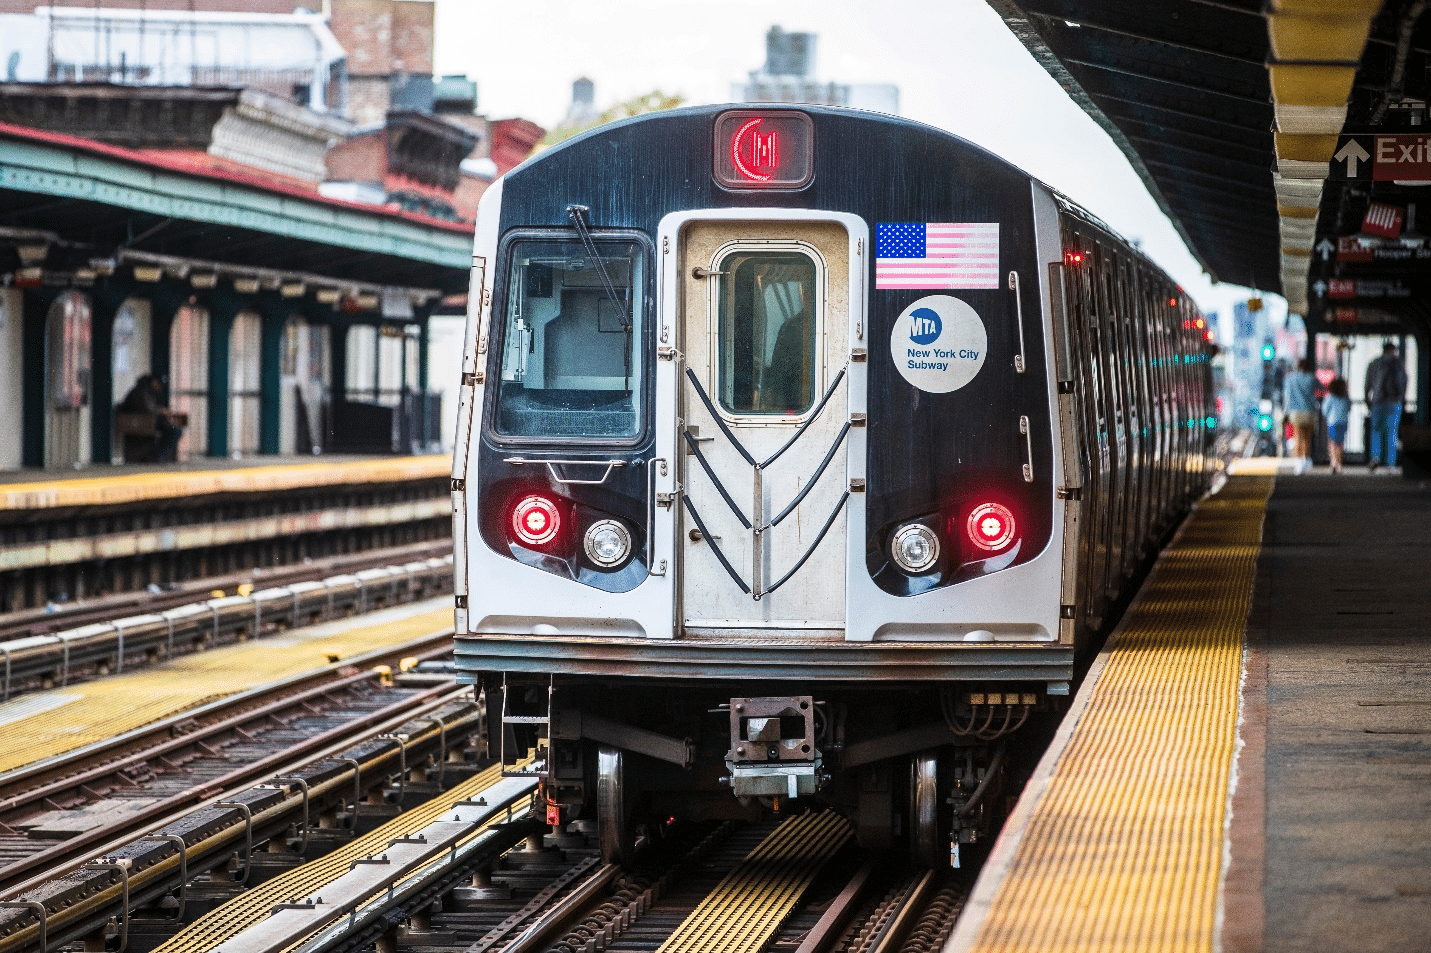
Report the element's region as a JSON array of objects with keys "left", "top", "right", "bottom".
[
  {"left": 20, "top": 286, "right": 63, "bottom": 468},
  {"left": 88, "top": 277, "right": 139, "bottom": 464},
  {"left": 257, "top": 295, "right": 290, "bottom": 456},
  {"left": 204, "top": 290, "right": 246, "bottom": 459}
]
